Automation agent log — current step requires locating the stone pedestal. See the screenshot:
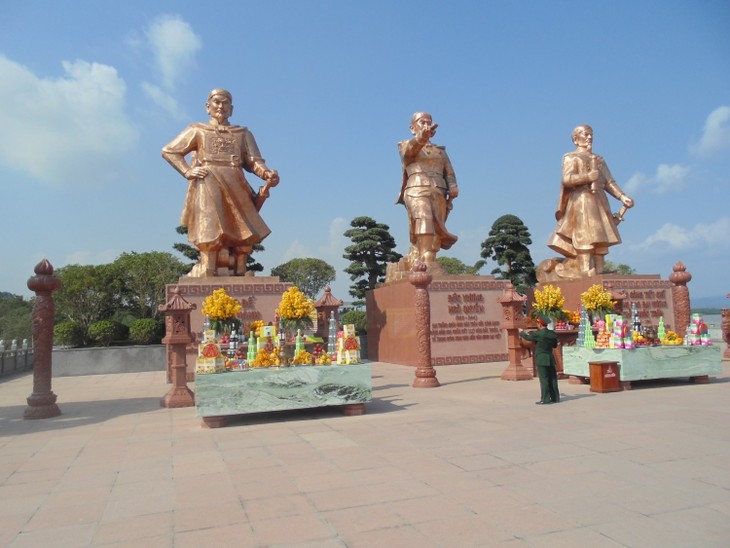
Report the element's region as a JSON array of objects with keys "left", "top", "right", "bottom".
[
  {"left": 532, "top": 274, "right": 676, "bottom": 331},
  {"left": 366, "top": 275, "right": 510, "bottom": 366},
  {"left": 166, "top": 276, "right": 292, "bottom": 380}
]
